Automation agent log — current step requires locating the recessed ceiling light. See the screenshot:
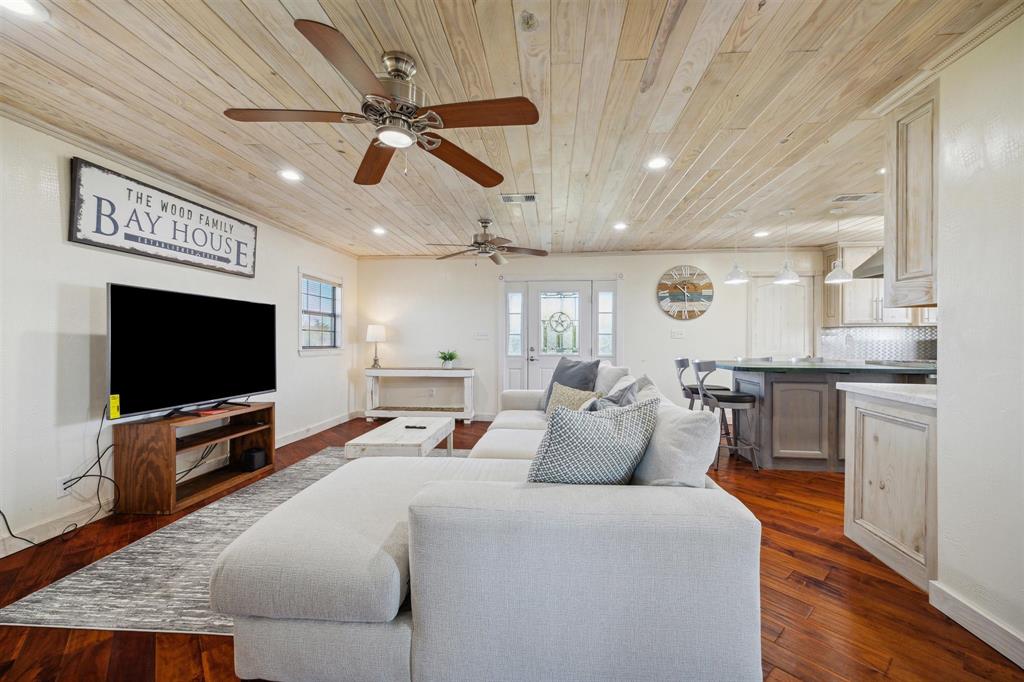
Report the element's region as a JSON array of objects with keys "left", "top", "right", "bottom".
[
  {"left": 753, "top": 230, "right": 770, "bottom": 238},
  {"left": 877, "top": 167, "right": 886, "bottom": 175},
  {"left": 645, "top": 156, "right": 670, "bottom": 170},
  {"left": 0, "top": 0, "right": 48, "bottom": 20},
  {"left": 277, "top": 168, "right": 303, "bottom": 182},
  {"left": 613, "top": 222, "right": 628, "bottom": 231},
  {"left": 372, "top": 226, "right": 387, "bottom": 236}
]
